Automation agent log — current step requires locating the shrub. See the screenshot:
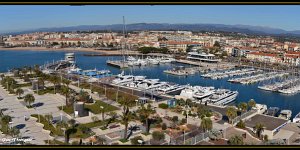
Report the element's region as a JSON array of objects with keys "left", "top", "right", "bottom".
[
  {"left": 130, "top": 136, "right": 144, "bottom": 145},
  {"left": 162, "top": 123, "right": 167, "bottom": 130},
  {"left": 236, "top": 120, "right": 245, "bottom": 129},
  {"left": 152, "top": 131, "right": 165, "bottom": 141},
  {"left": 181, "top": 118, "right": 187, "bottom": 125},
  {"left": 158, "top": 103, "right": 168, "bottom": 109}
]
